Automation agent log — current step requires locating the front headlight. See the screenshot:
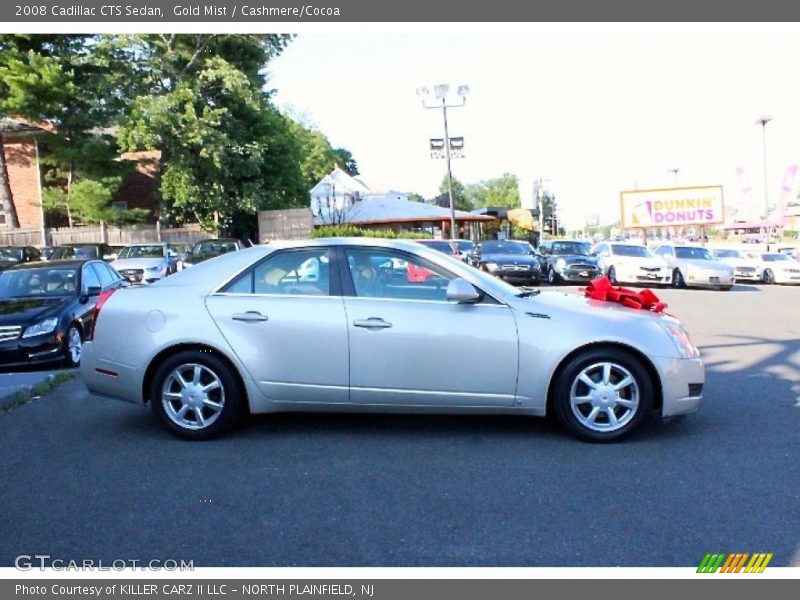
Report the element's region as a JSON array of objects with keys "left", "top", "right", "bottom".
[
  {"left": 660, "top": 321, "right": 700, "bottom": 359},
  {"left": 555, "top": 258, "right": 566, "bottom": 269},
  {"left": 22, "top": 317, "right": 59, "bottom": 339}
]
